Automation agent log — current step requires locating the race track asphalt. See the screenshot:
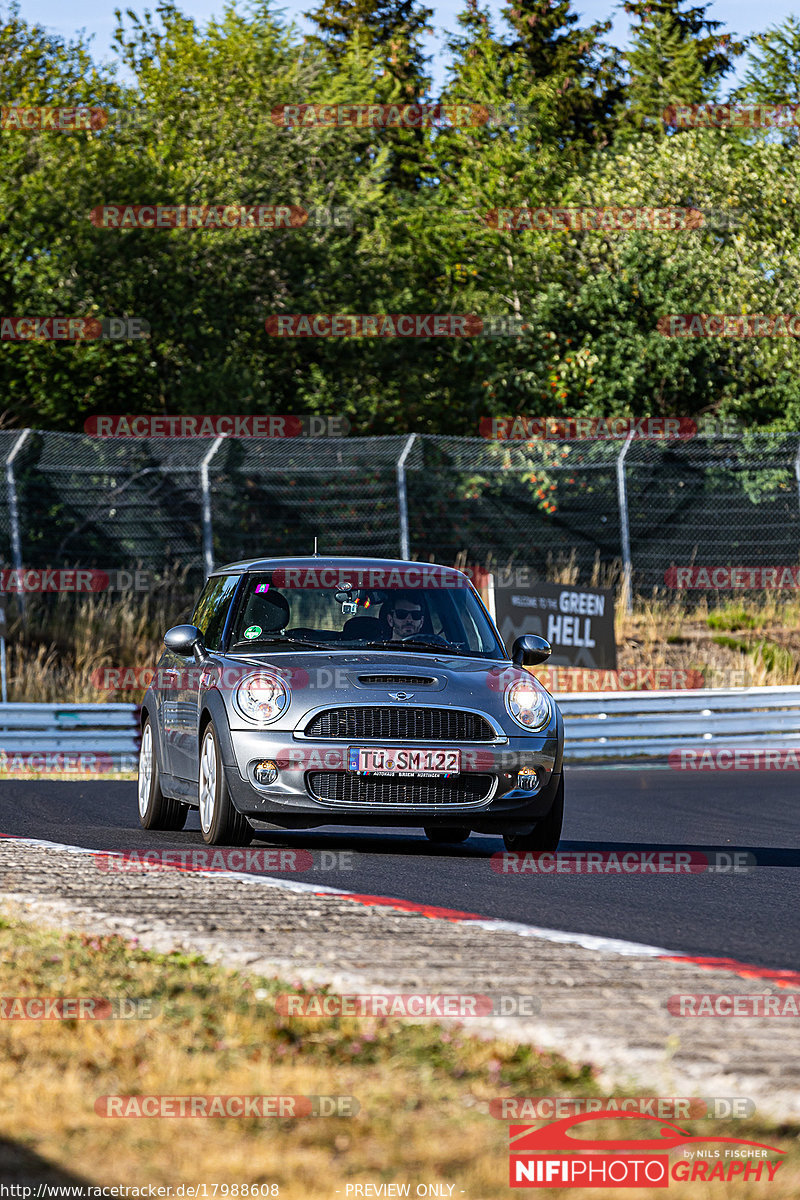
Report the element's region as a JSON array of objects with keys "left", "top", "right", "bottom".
[{"left": 0, "top": 766, "right": 796, "bottom": 971}]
